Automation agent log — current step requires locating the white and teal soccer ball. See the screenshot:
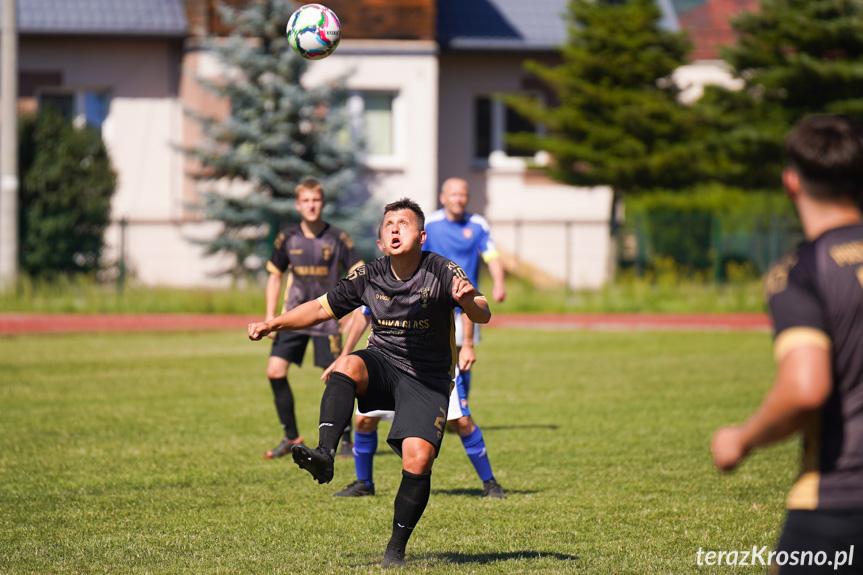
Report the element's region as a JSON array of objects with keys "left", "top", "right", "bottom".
[{"left": 286, "top": 4, "right": 341, "bottom": 60}]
